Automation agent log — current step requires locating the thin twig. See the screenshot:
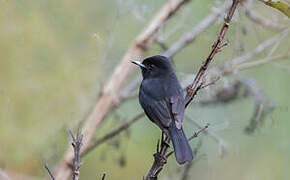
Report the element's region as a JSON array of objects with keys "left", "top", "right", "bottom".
[
  {"left": 236, "top": 54, "right": 290, "bottom": 70},
  {"left": 185, "top": 0, "right": 241, "bottom": 107},
  {"left": 244, "top": 9, "right": 286, "bottom": 31},
  {"left": 185, "top": 115, "right": 227, "bottom": 158},
  {"left": 45, "top": 163, "right": 56, "bottom": 180},
  {"left": 188, "top": 123, "right": 209, "bottom": 141},
  {"left": 200, "top": 77, "right": 220, "bottom": 89},
  {"left": 207, "top": 28, "right": 290, "bottom": 77},
  {"left": 230, "top": 28, "right": 289, "bottom": 65},
  {"left": 163, "top": 0, "right": 232, "bottom": 58},
  {"left": 82, "top": 112, "right": 144, "bottom": 157}
]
